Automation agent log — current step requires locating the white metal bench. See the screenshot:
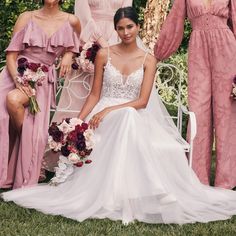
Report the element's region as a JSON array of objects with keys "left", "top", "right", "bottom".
[{"left": 156, "top": 63, "right": 197, "bottom": 167}]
